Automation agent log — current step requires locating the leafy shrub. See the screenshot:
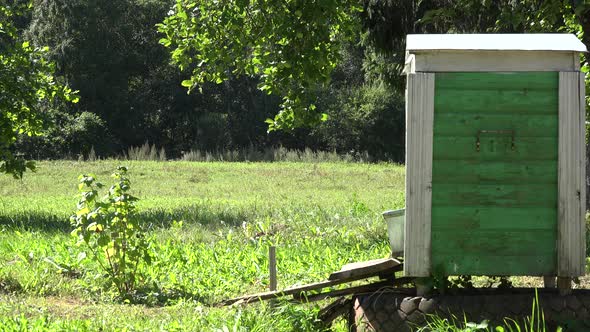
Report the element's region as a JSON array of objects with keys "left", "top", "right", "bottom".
[
  {"left": 311, "top": 82, "right": 405, "bottom": 162},
  {"left": 68, "top": 111, "right": 112, "bottom": 158},
  {"left": 15, "top": 110, "right": 114, "bottom": 160},
  {"left": 70, "top": 166, "right": 152, "bottom": 297}
]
